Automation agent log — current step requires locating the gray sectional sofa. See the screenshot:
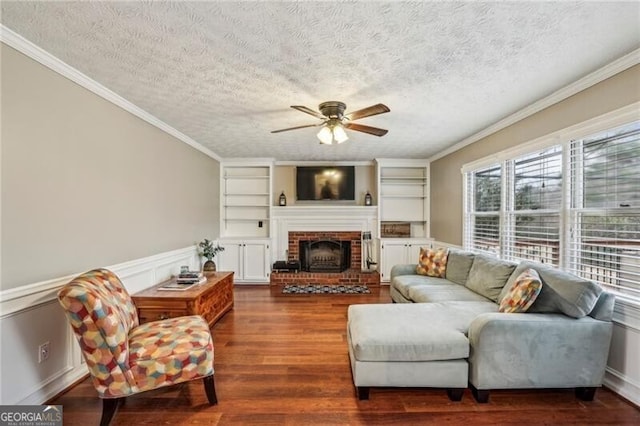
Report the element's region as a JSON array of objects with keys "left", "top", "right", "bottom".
[{"left": 347, "top": 248, "right": 614, "bottom": 402}]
